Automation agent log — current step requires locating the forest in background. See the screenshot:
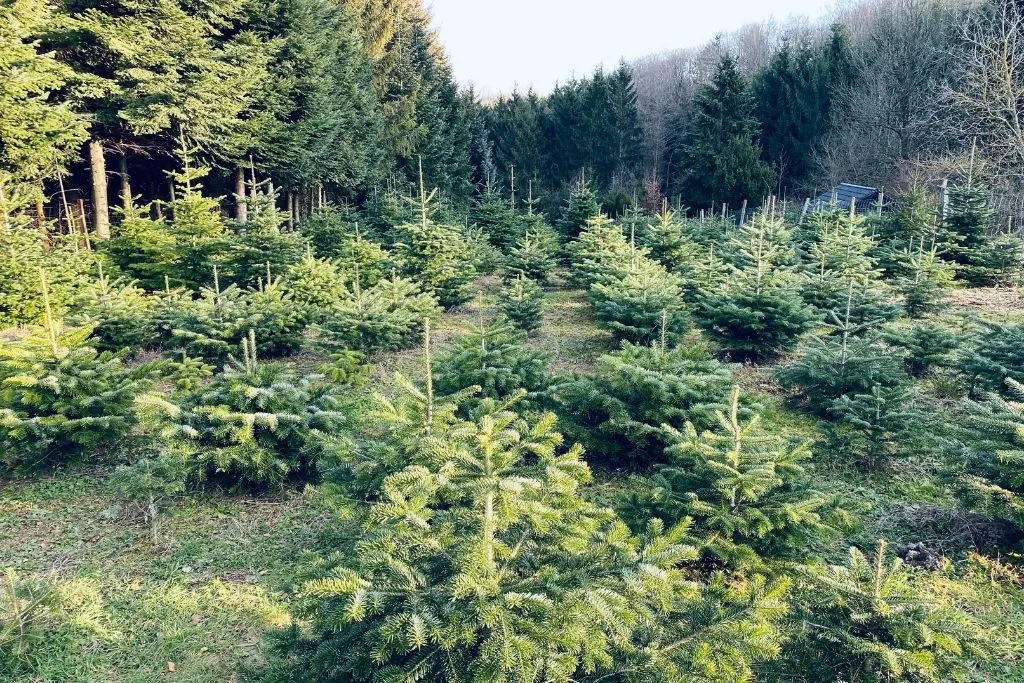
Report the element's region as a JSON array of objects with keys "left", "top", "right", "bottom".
[{"left": 4, "top": 0, "right": 1024, "bottom": 231}]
